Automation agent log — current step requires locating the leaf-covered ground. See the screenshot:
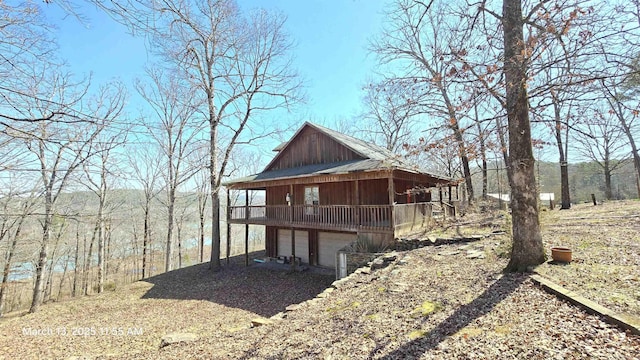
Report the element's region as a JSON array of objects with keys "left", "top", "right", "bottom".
[
  {"left": 0, "top": 201, "right": 638, "bottom": 359},
  {"left": 537, "top": 200, "right": 640, "bottom": 325}
]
